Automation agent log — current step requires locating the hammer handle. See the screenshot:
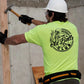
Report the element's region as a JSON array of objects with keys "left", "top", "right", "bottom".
[{"left": 10, "top": 9, "right": 30, "bottom": 25}]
